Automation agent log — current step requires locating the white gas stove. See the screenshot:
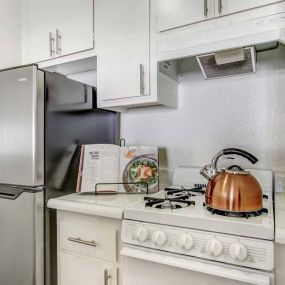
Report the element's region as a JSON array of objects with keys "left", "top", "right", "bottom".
[{"left": 121, "top": 167, "right": 275, "bottom": 285}]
